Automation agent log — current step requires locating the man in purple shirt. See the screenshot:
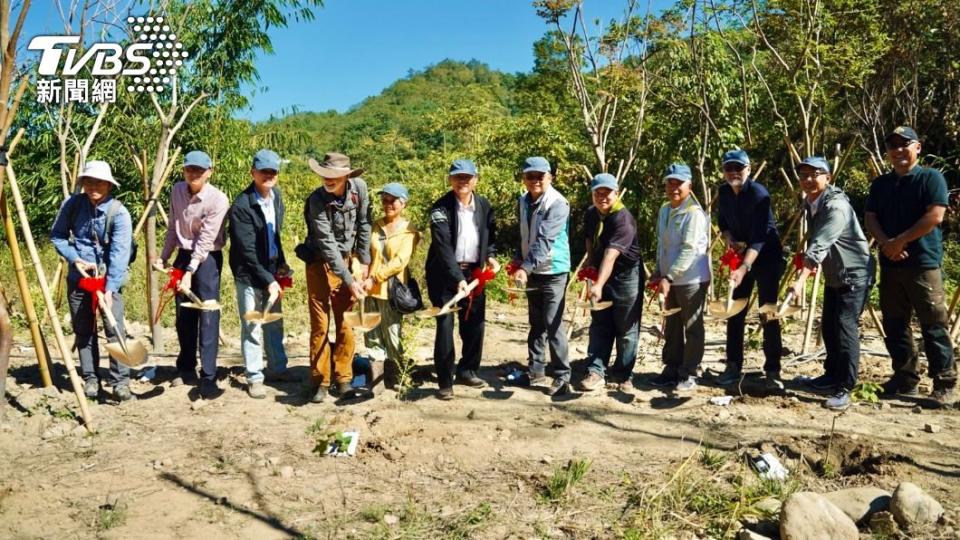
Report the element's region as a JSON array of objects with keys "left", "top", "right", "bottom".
[{"left": 153, "top": 150, "right": 229, "bottom": 399}]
